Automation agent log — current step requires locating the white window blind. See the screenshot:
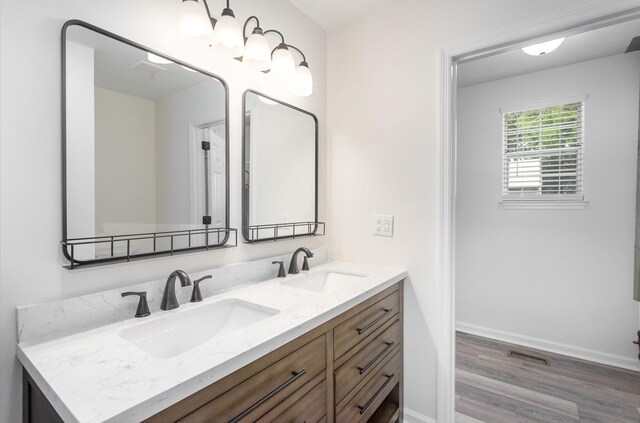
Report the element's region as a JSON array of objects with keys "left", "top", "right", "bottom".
[{"left": 502, "top": 101, "right": 584, "bottom": 201}]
